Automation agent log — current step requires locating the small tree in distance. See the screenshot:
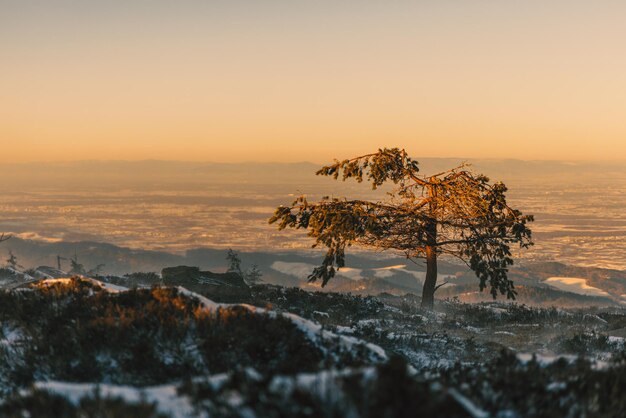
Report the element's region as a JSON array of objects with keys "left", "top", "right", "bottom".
[
  {"left": 69, "top": 254, "right": 86, "bottom": 276},
  {"left": 269, "top": 148, "right": 534, "bottom": 309},
  {"left": 226, "top": 249, "right": 243, "bottom": 276},
  {"left": 246, "top": 264, "right": 263, "bottom": 285},
  {"left": 6, "top": 250, "right": 22, "bottom": 270},
  {"left": 226, "top": 249, "right": 263, "bottom": 285}
]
